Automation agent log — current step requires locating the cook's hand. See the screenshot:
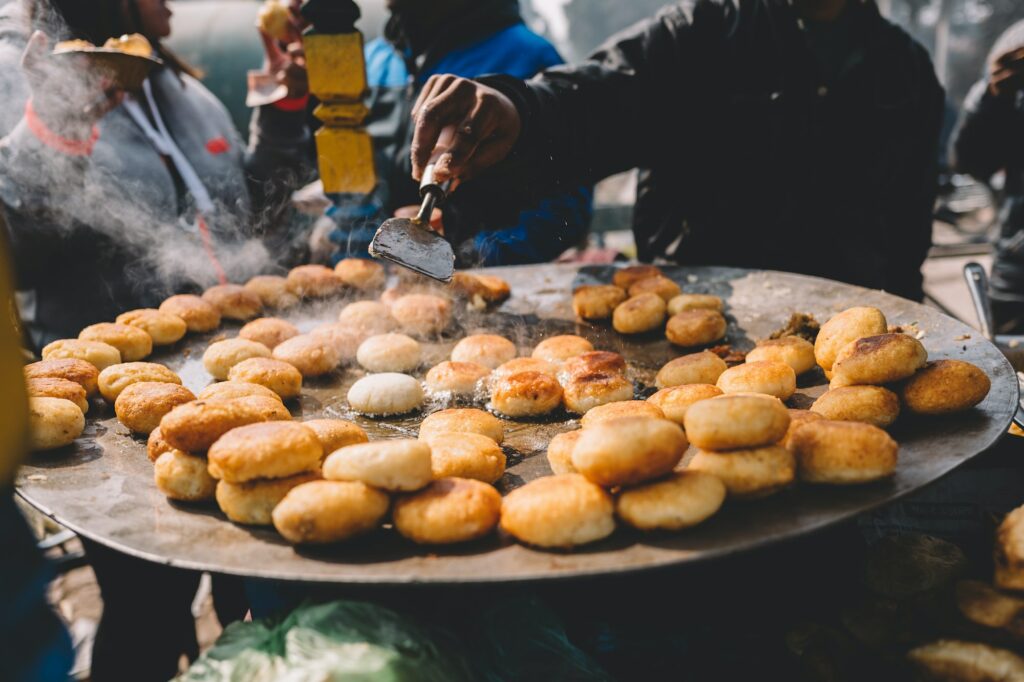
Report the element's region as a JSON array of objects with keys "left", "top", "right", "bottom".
[
  {"left": 22, "top": 31, "right": 123, "bottom": 138},
  {"left": 394, "top": 205, "right": 444, "bottom": 235},
  {"left": 990, "top": 47, "right": 1024, "bottom": 97},
  {"left": 410, "top": 75, "right": 521, "bottom": 183}
]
